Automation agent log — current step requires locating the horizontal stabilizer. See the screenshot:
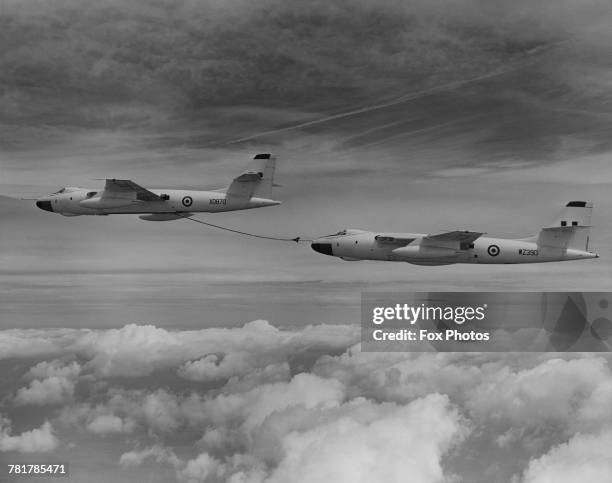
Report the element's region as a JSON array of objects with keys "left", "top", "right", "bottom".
[{"left": 541, "top": 226, "right": 581, "bottom": 232}]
